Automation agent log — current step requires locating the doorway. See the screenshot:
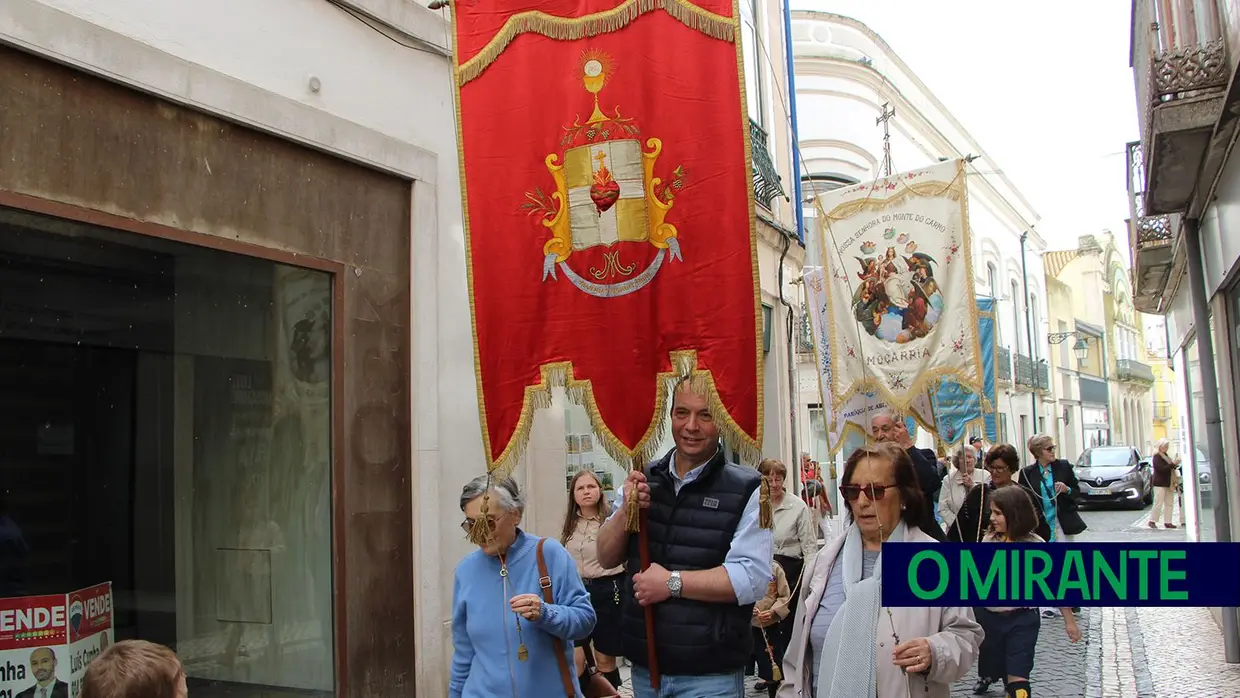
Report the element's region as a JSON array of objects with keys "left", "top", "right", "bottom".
[{"left": 0, "top": 206, "right": 335, "bottom": 696}]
